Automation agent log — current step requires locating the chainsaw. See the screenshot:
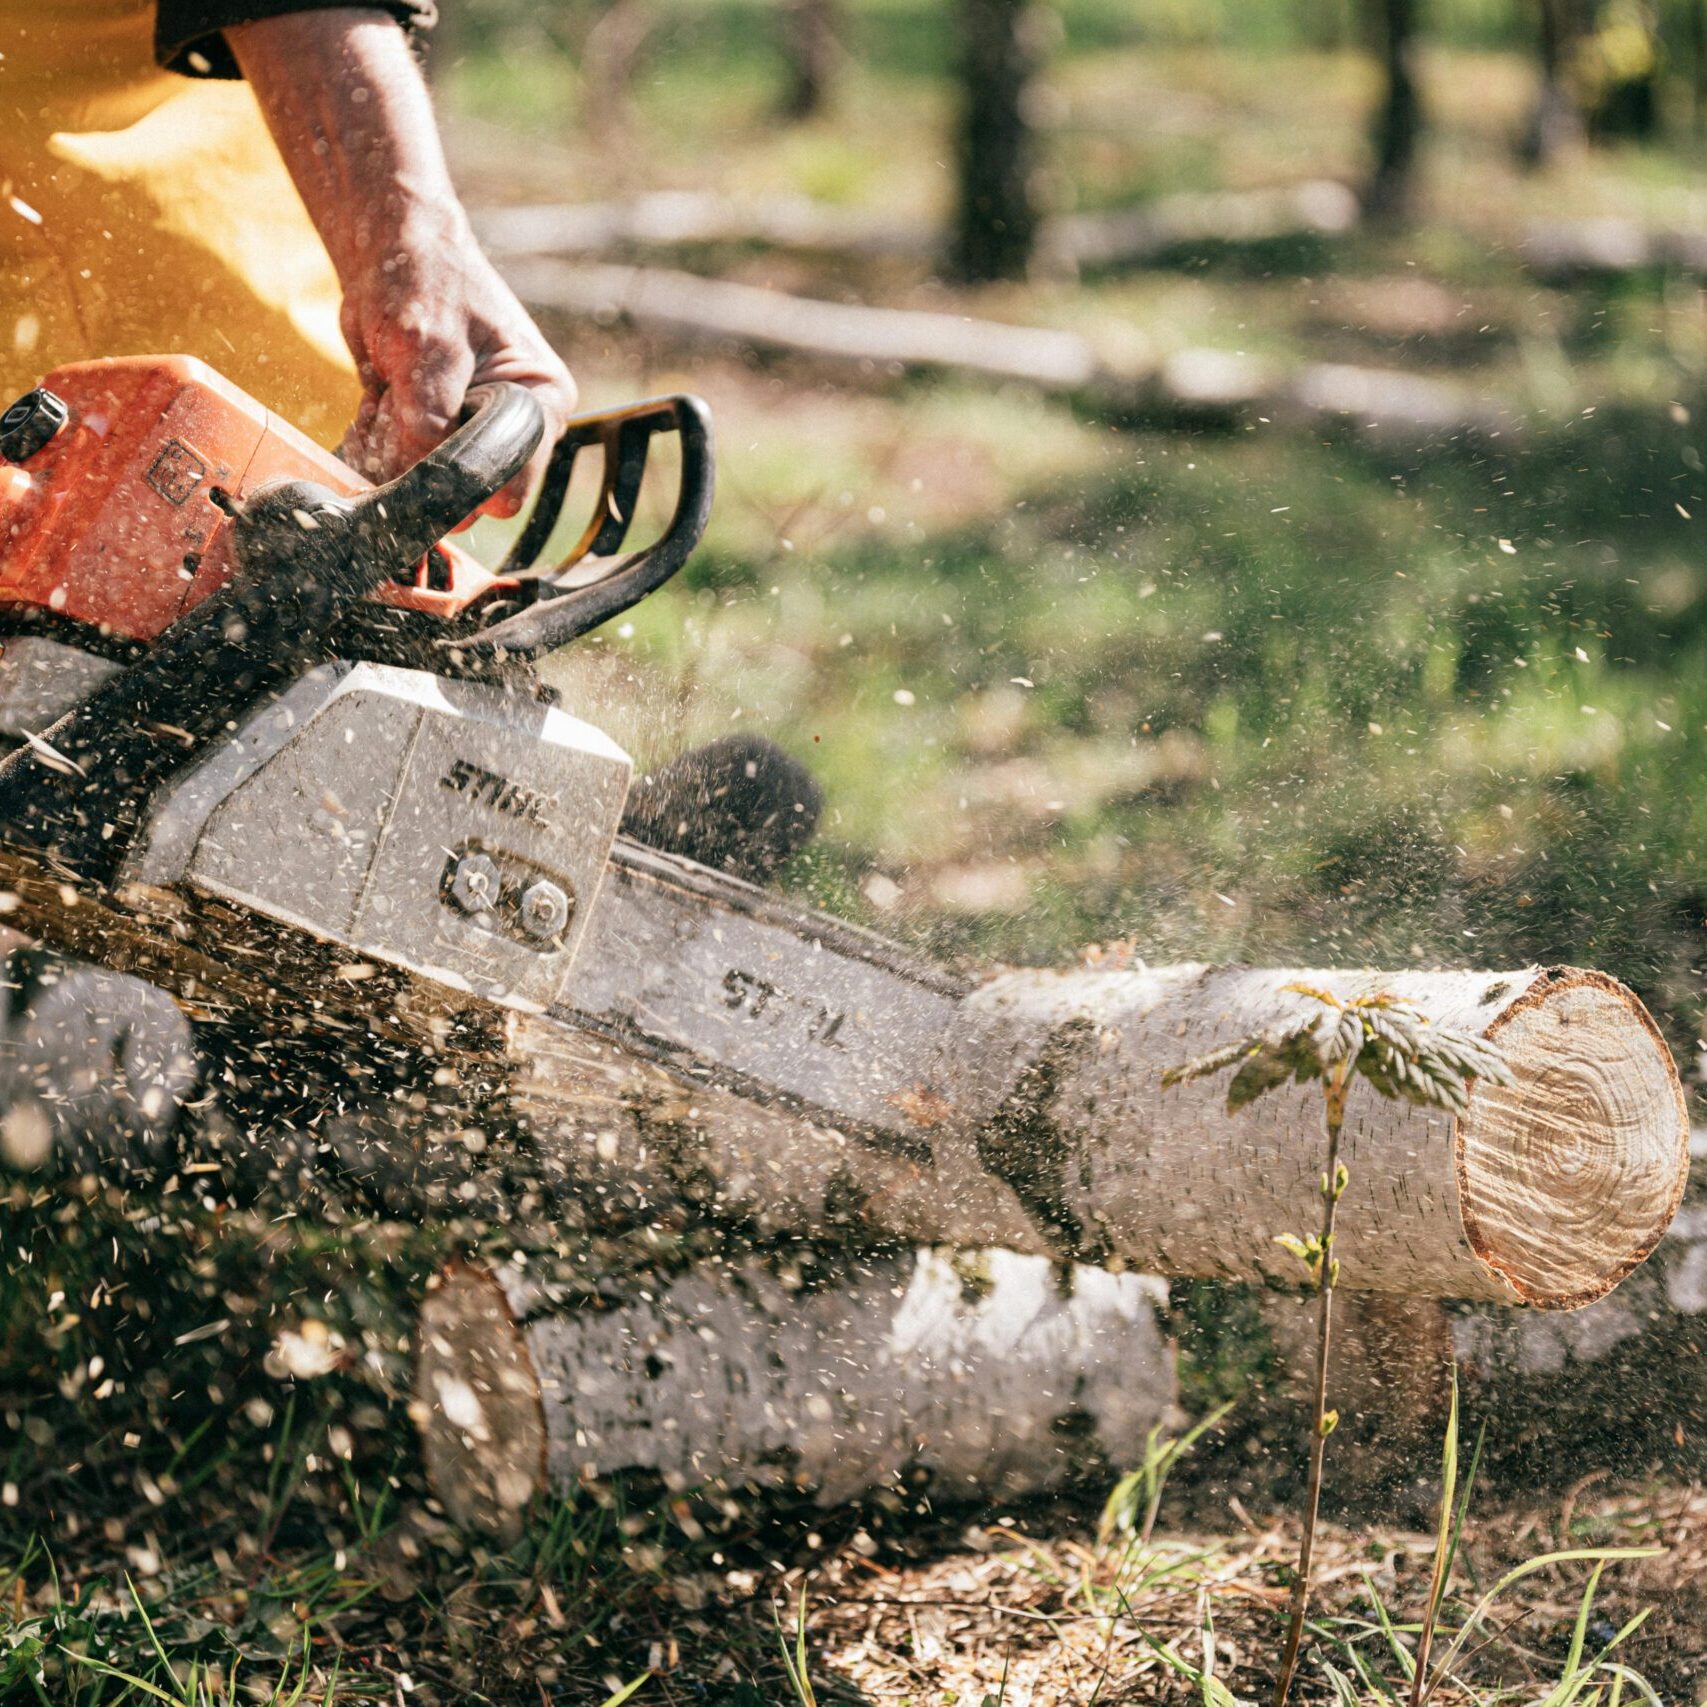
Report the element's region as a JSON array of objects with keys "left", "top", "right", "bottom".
[{"left": 0, "top": 356, "right": 972, "bottom": 1175}]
